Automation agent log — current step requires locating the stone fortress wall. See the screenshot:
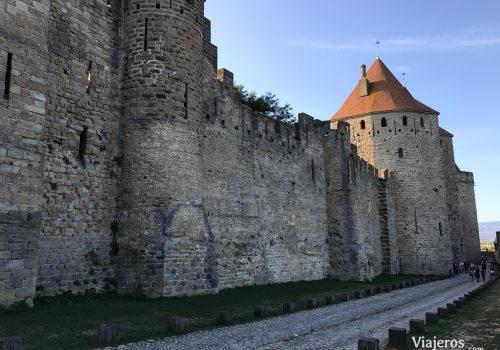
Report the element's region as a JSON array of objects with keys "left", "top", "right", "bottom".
[{"left": 0, "top": 0, "right": 481, "bottom": 306}]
